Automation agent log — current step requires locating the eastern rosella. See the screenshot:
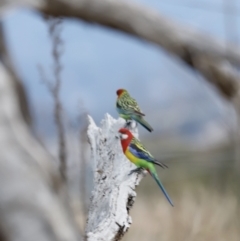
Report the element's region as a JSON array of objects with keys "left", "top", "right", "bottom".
[
  {"left": 118, "top": 128, "right": 173, "bottom": 206},
  {"left": 116, "top": 89, "right": 153, "bottom": 132}
]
